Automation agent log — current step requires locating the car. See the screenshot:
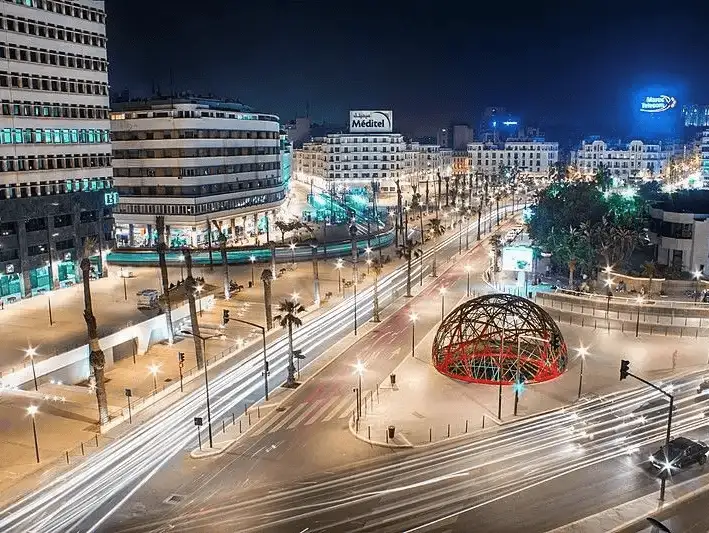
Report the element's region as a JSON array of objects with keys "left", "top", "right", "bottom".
[
  {"left": 697, "top": 380, "right": 709, "bottom": 395},
  {"left": 136, "top": 289, "right": 159, "bottom": 309},
  {"left": 649, "top": 437, "right": 709, "bottom": 473}
]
